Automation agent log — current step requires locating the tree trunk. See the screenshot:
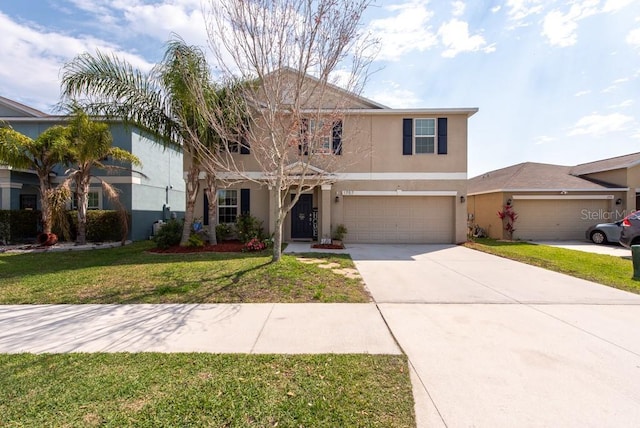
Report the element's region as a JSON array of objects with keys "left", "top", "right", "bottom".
[
  {"left": 271, "top": 187, "right": 284, "bottom": 262},
  {"left": 205, "top": 175, "right": 218, "bottom": 245},
  {"left": 181, "top": 164, "right": 200, "bottom": 245},
  {"left": 76, "top": 174, "right": 90, "bottom": 245},
  {"left": 38, "top": 175, "right": 52, "bottom": 234}
]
